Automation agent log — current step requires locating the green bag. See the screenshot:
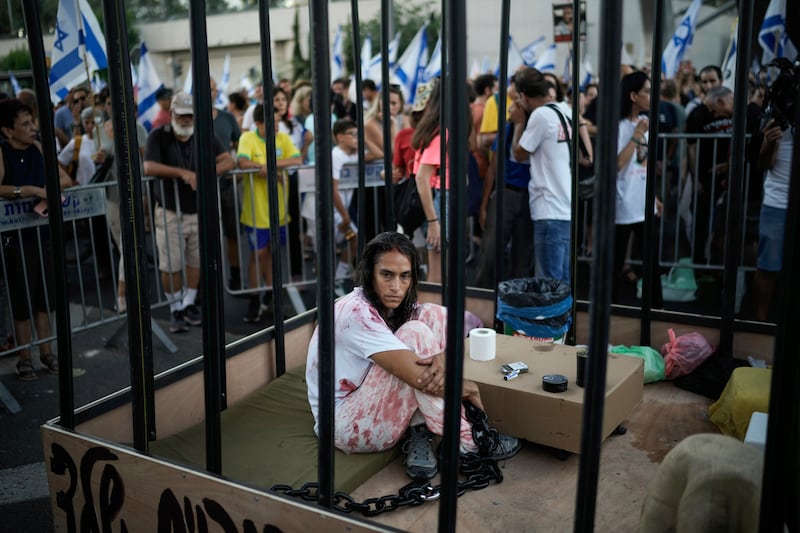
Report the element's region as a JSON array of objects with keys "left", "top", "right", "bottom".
[{"left": 611, "top": 345, "right": 666, "bottom": 383}]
